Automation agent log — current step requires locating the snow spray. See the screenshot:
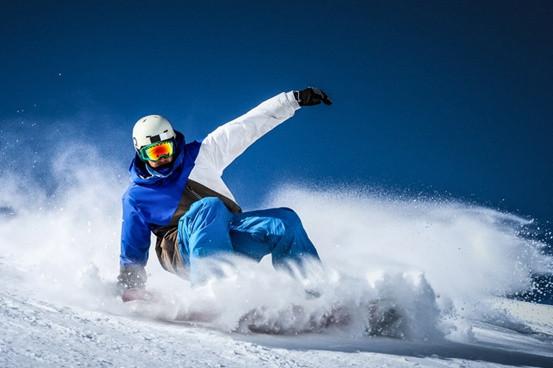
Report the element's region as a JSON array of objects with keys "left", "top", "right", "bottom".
[{"left": 0, "top": 118, "right": 551, "bottom": 341}]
